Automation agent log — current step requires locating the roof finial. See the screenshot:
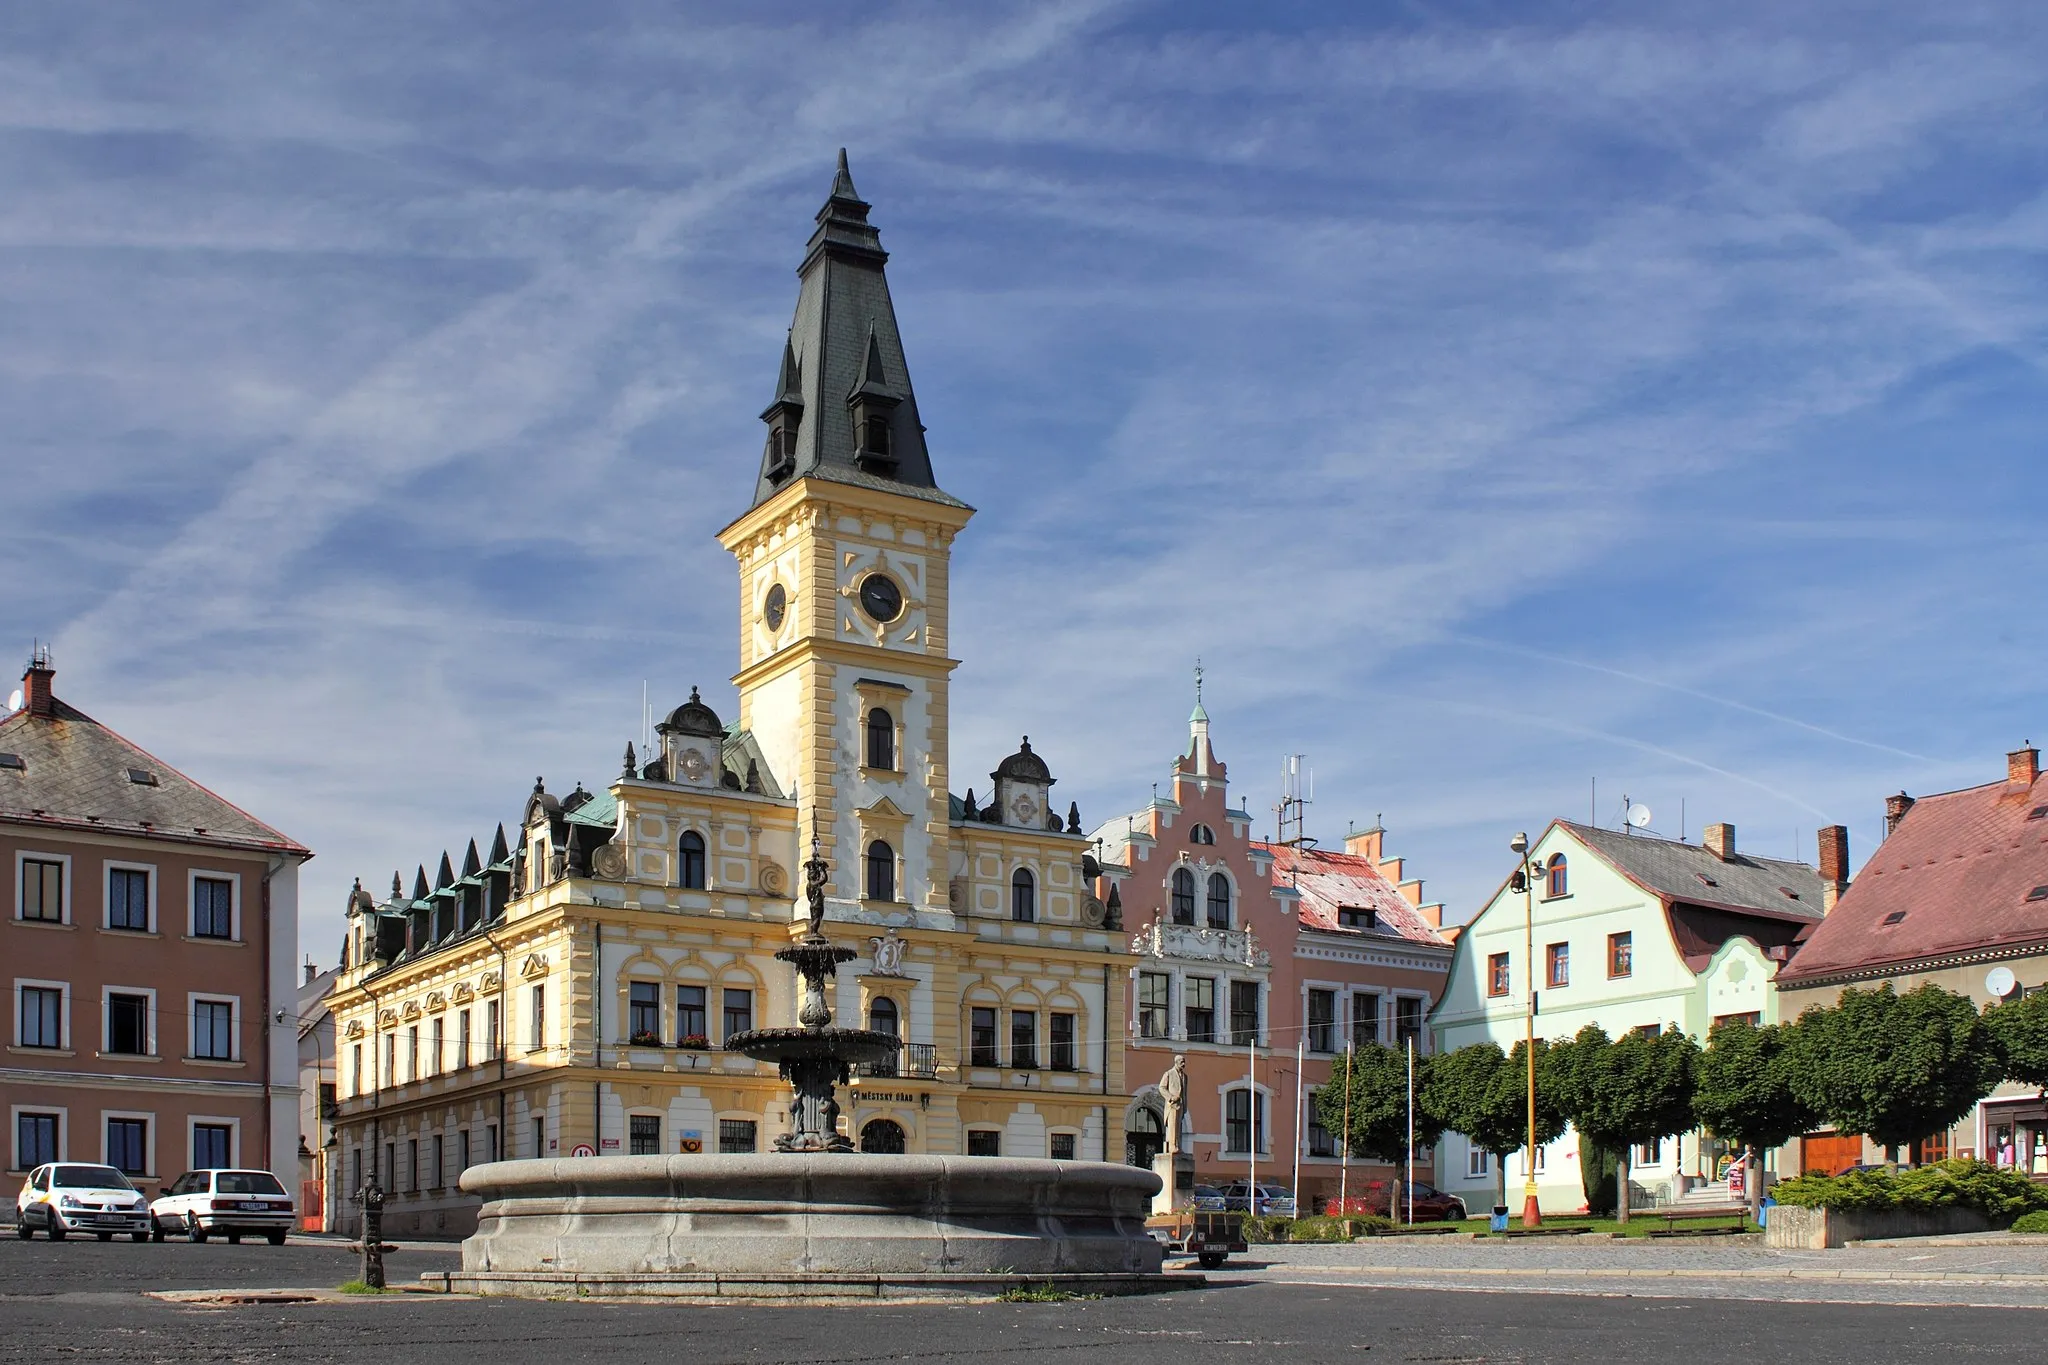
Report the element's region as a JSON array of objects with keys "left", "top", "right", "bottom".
[
  {"left": 1195, "top": 657, "right": 1203, "bottom": 705},
  {"left": 831, "top": 147, "right": 859, "bottom": 202}
]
